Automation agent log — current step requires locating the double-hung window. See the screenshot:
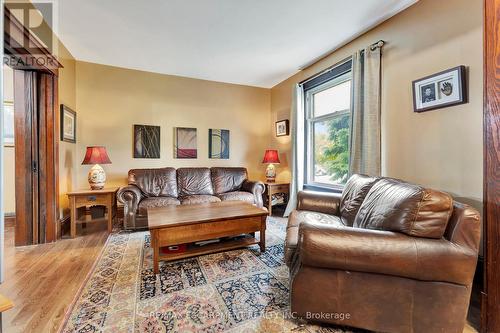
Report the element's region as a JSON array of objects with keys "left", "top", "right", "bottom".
[{"left": 304, "top": 60, "right": 352, "bottom": 190}]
